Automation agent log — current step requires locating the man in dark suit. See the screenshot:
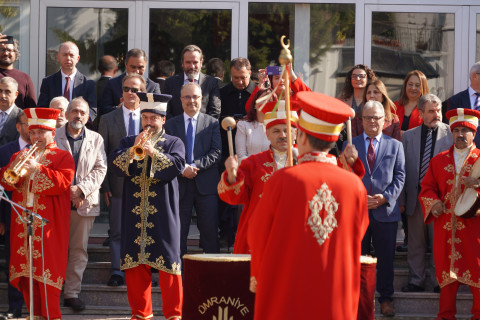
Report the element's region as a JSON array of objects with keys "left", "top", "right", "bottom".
[
  {"left": 96, "top": 55, "right": 118, "bottom": 110},
  {"left": 164, "top": 82, "right": 221, "bottom": 256},
  {"left": 98, "top": 74, "right": 145, "bottom": 287},
  {"left": 37, "top": 41, "right": 96, "bottom": 119},
  {"left": 100, "top": 48, "right": 160, "bottom": 116},
  {"left": 400, "top": 94, "right": 452, "bottom": 294},
  {"left": 150, "top": 60, "right": 175, "bottom": 93},
  {"left": 445, "top": 62, "right": 480, "bottom": 144},
  {"left": 206, "top": 57, "right": 225, "bottom": 89},
  {"left": 0, "top": 110, "right": 29, "bottom": 320},
  {"left": 0, "top": 76, "right": 21, "bottom": 146},
  {"left": 164, "top": 45, "right": 221, "bottom": 119},
  {"left": 348, "top": 100, "right": 405, "bottom": 317}
]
